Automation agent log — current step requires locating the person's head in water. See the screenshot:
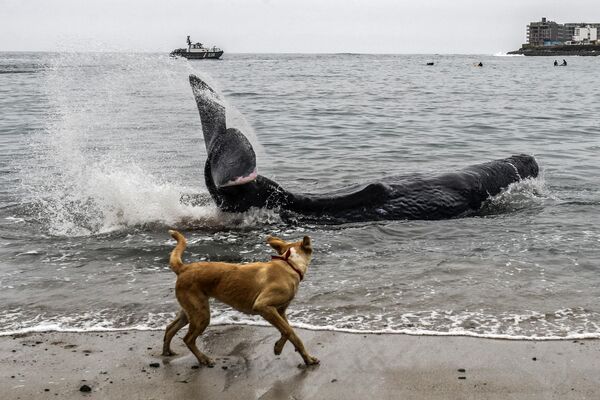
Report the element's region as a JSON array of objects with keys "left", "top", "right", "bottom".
[{"left": 554, "top": 60, "right": 558, "bottom": 66}]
